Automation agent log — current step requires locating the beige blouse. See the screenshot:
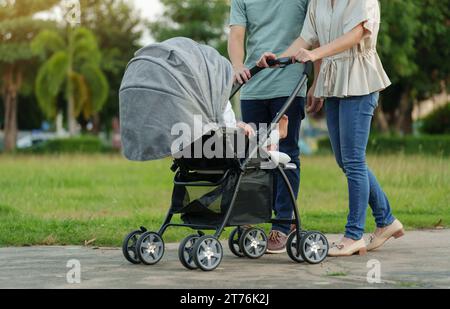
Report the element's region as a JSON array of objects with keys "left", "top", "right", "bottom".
[{"left": 301, "top": 0, "right": 391, "bottom": 98}]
